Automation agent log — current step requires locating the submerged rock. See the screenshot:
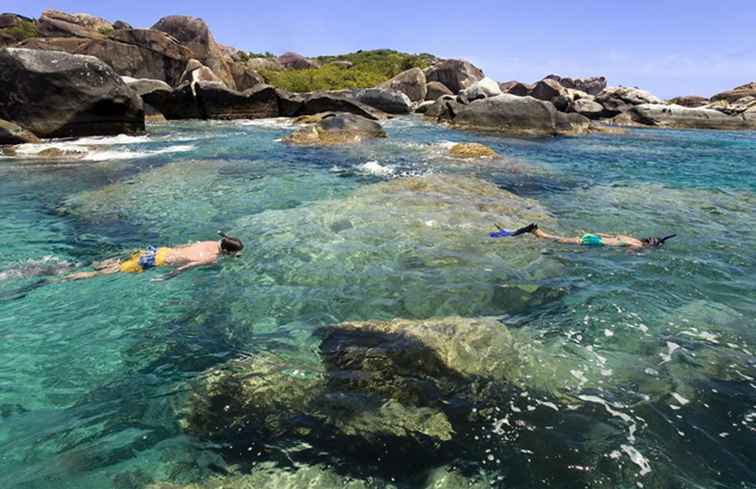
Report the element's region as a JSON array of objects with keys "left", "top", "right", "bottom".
[
  {"left": 425, "top": 59, "right": 484, "bottom": 94},
  {"left": 0, "top": 47, "right": 144, "bottom": 138},
  {"left": 282, "top": 112, "right": 386, "bottom": 145},
  {"left": 448, "top": 142, "right": 497, "bottom": 159}
]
